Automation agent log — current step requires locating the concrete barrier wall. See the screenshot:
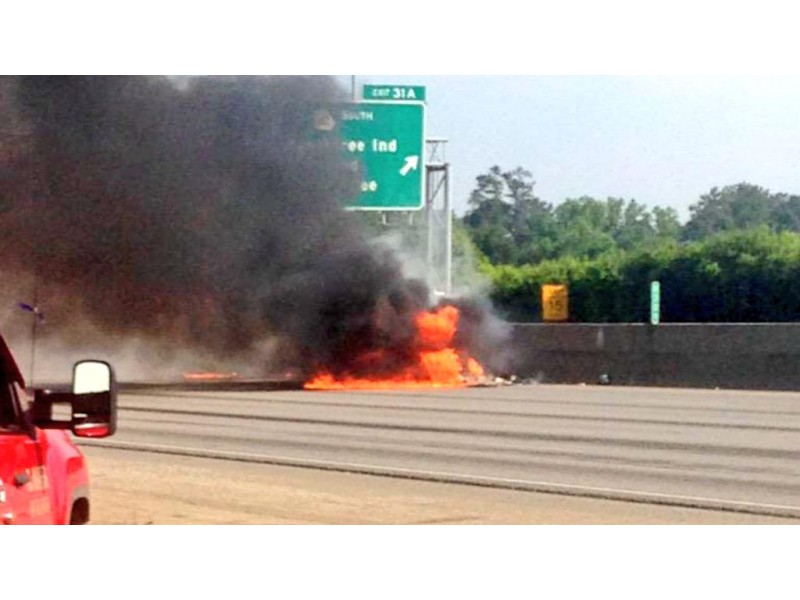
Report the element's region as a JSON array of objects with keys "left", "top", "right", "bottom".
[{"left": 510, "top": 323, "right": 800, "bottom": 390}]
